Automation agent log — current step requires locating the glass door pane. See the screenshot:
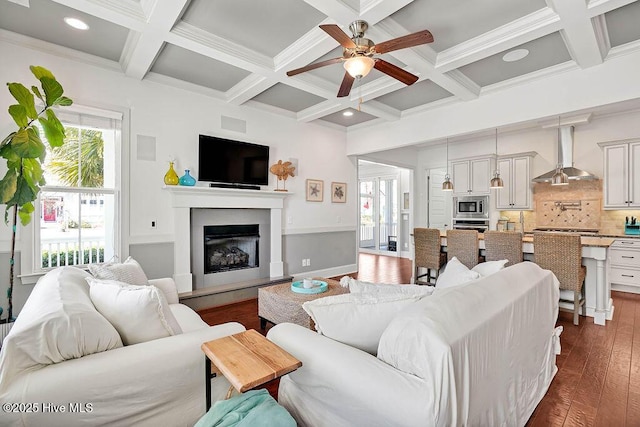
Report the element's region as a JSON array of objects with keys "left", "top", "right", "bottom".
[
  {"left": 359, "top": 180, "right": 375, "bottom": 249},
  {"left": 378, "top": 178, "right": 398, "bottom": 252}
]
